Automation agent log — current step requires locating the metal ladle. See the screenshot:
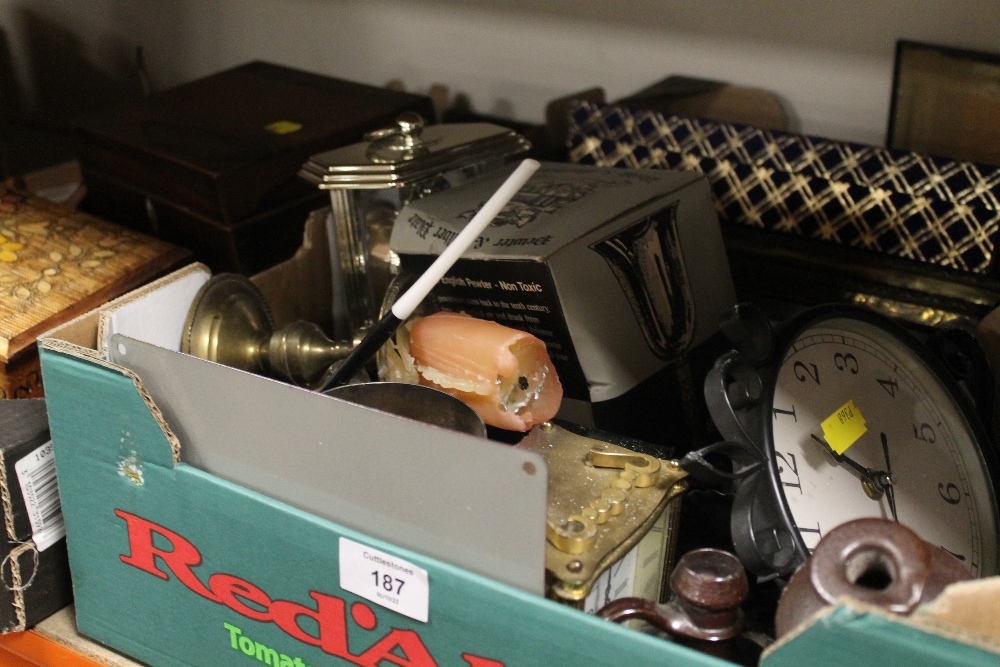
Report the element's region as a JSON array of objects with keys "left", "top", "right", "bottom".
[{"left": 324, "top": 381, "right": 486, "bottom": 438}]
